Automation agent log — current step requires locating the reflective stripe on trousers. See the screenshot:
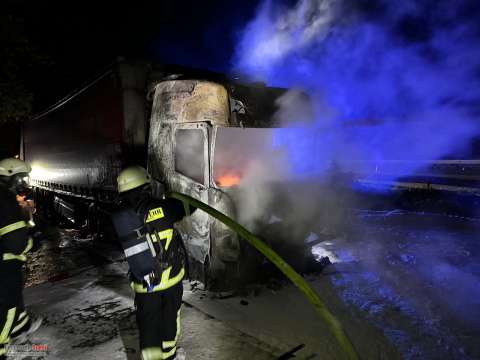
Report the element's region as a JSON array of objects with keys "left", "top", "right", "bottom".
[
  {"left": 141, "top": 346, "right": 176, "bottom": 360},
  {"left": 11, "top": 311, "right": 29, "bottom": 335},
  {"left": 162, "top": 309, "right": 181, "bottom": 349},
  {"left": 141, "top": 308, "right": 181, "bottom": 360},
  {"left": 0, "top": 307, "right": 16, "bottom": 348}
]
